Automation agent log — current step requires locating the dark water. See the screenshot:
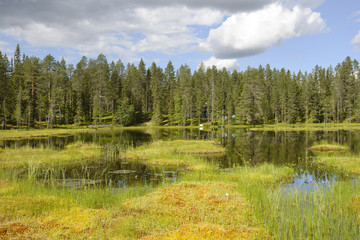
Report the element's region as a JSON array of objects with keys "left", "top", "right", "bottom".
[{"left": 1, "top": 128, "right": 359, "bottom": 189}]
